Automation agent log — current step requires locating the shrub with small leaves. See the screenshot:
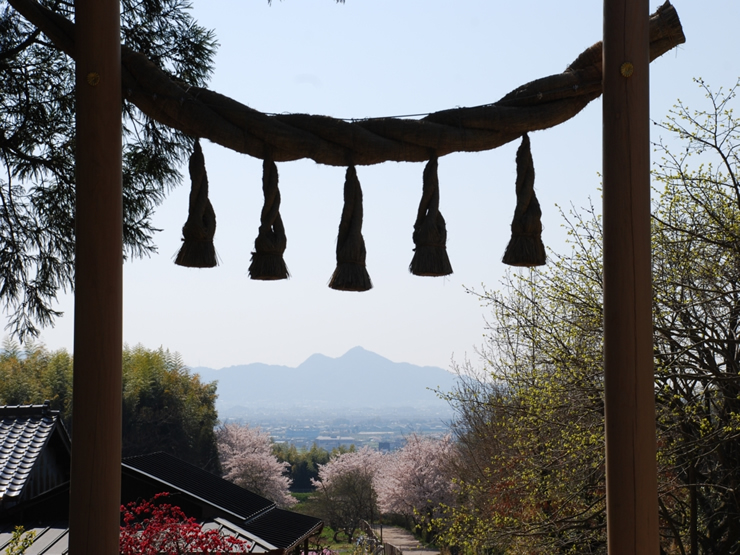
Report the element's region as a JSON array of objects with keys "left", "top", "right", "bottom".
[
  {"left": 4, "top": 526, "right": 36, "bottom": 555},
  {"left": 119, "top": 492, "right": 251, "bottom": 555}
]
